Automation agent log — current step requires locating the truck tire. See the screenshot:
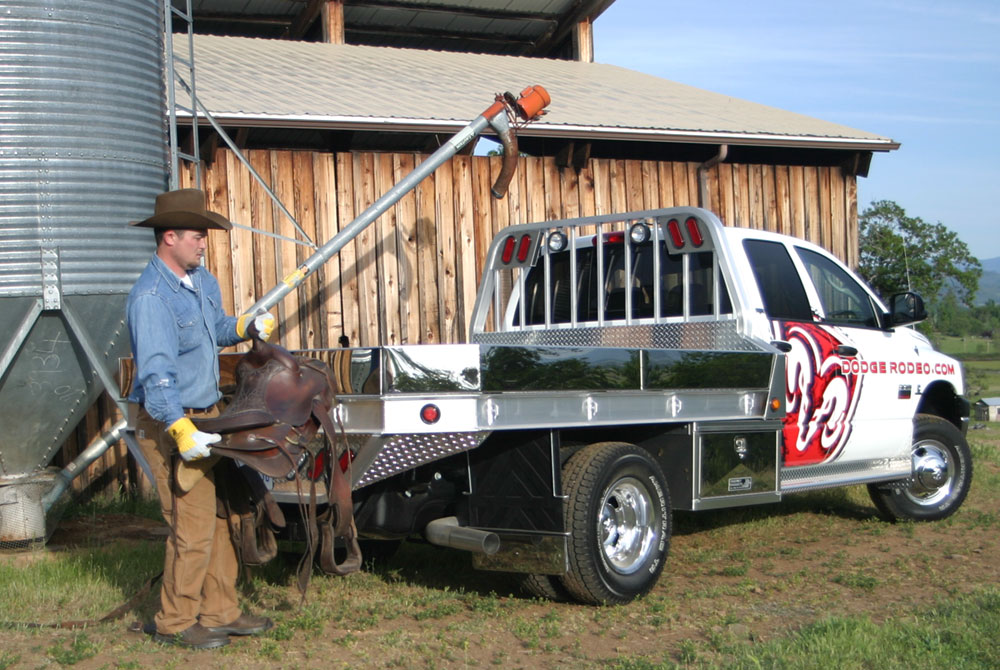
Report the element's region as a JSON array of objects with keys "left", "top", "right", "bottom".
[
  {"left": 561, "top": 442, "right": 671, "bottom": 605},
  {"left": 867, "top": 414, "right": 973, "bottom": 522},
  {"left": 519, "top": 573, "right": 572, "bottom": 602}
]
